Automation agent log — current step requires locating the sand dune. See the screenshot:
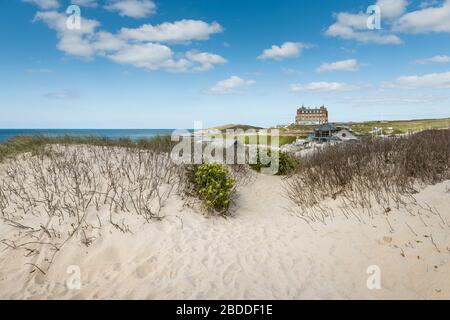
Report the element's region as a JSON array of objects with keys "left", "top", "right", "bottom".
[{"left": 0, "top": 165, "right": 449, "bottom": 299}]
